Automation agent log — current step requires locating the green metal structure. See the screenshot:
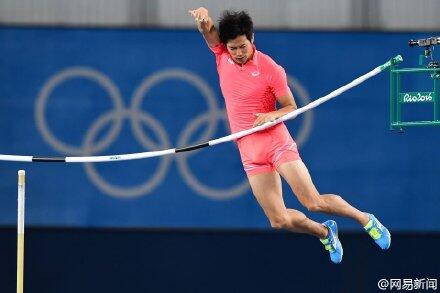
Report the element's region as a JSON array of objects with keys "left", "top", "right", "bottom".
[{"left": 390, "top": 37, "right": 440, "bottom": 131}]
